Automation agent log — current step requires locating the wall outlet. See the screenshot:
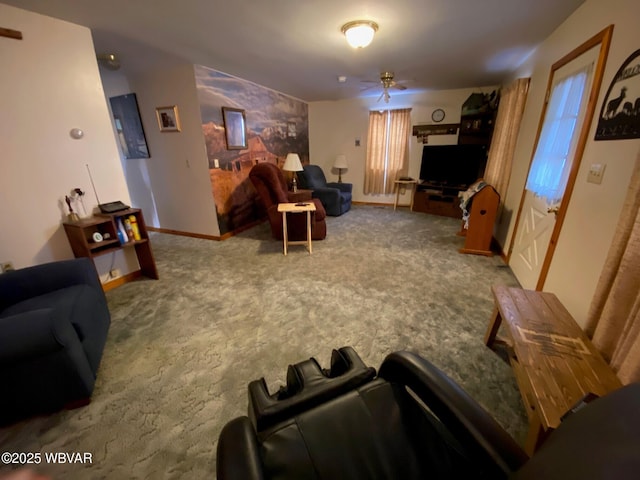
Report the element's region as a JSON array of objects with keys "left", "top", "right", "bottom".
[
  {"left": 1, "top": 261, "right": 14, "bottom": 273},
  {"left": 587, "top": 163, "right": 606, "bottom": 184},
  {"left": 109, "top": 268, "right": 121, "bottom": 279}
]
